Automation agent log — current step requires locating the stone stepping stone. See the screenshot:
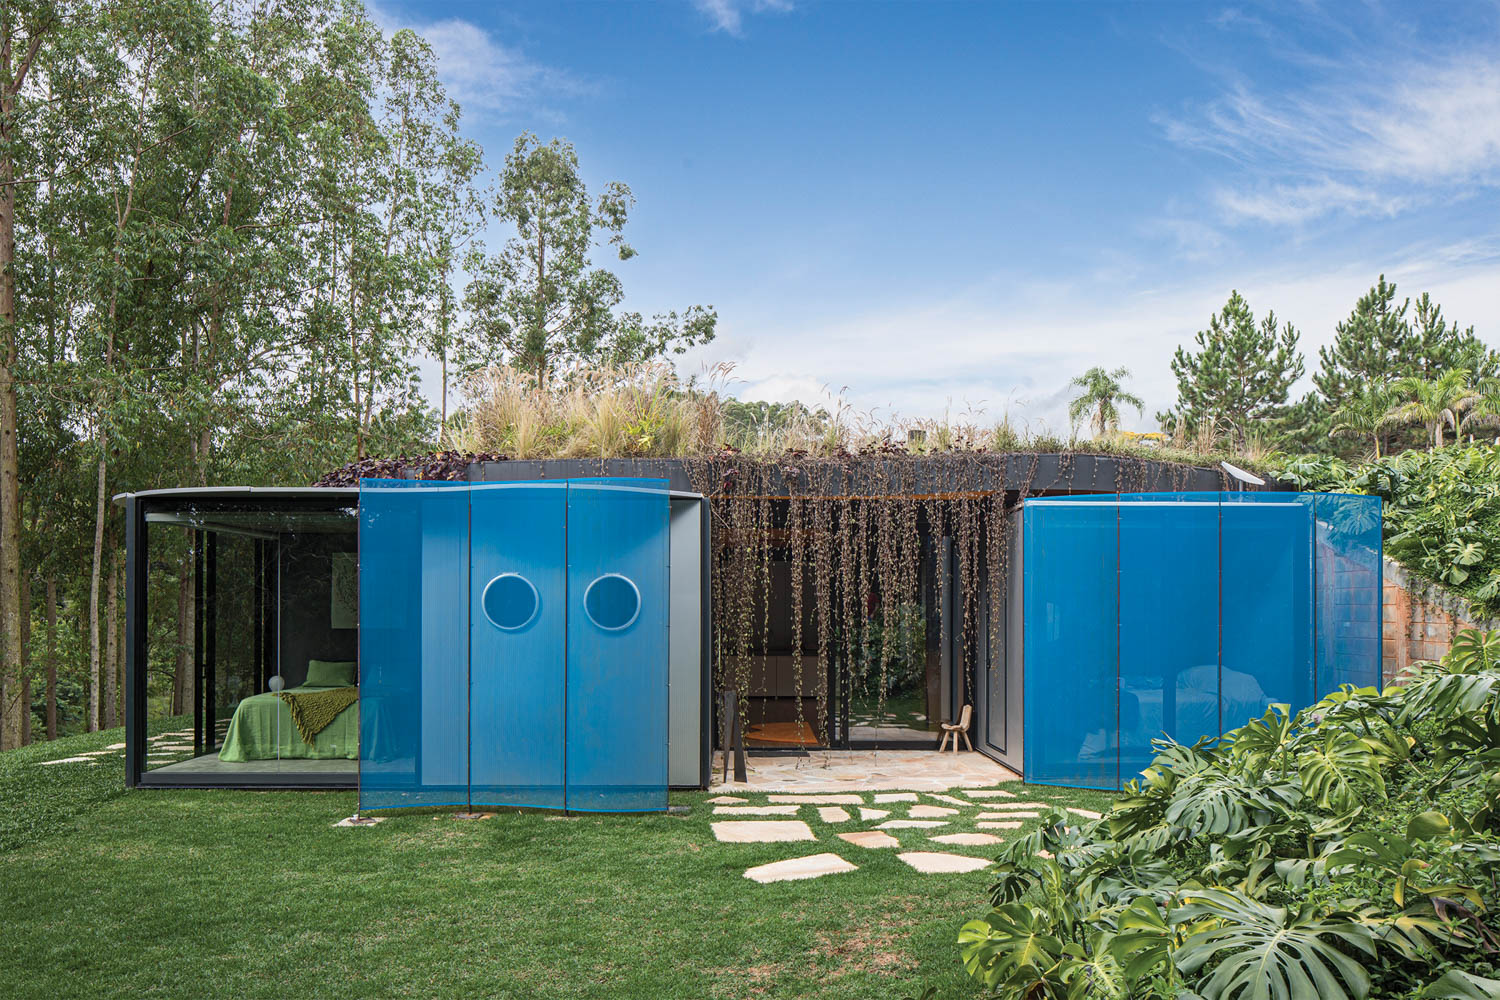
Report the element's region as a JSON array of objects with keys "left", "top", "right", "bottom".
[
  {"left": 333, "top": 816, "right": 385, "bottom": 828},
  {"left": 767, "top": 794, "right": 862, "bottom": 805},
  {"left": 909, "top": 805, "right": 958, "bottom": 818},
  {"left": 898, "top": 851, "right": 991, "bottom": 874},
  {"left": 706, "top": 795, "right": 748, "bottom": 804},
  {"left": 932, "top": 832, "right": 1003, "bottom": 846},
  {"left": 858, "top": 807, "right": 889, "bottom": 821},
  {"left": 978, "top": 811, "right": 1039, "bottom": 820},
  {"left": 873, "top": 792, "right": 917, "bottom": 803},
  {"left": 817, "top": 807, "right": 851, "bottom": 823},
  {"left": 978, "top": 801, "right": 1049, "bottom": 809},
  {"left": 977, "top": 821, "right": 1022, "bottom": 830},
  {"left": 38, "top": 756, "right": 95, "bottom": 765},
  {"left": 711, "top": 820, "right": 816, "bottom": 843},
  {"left": 713, "top": 805, "right": 800, "bottom": 816},
  {"left": 838, "top": 830, "right": 900, "bottom": 849},
  {"left": 105, "top": 743, "right": 126, "bottom": 750},
  {"left": 1067, "top": 808, "right": 1103, "bottom": 820},
  {"left": 925, "top": 793, "right": 973, "bottom": 807},
  {"left": 878, "top": 819, "right": 948, "bottom": 829},
  {"left": 744, "top": 853, "right": 857, "bottom": 884},
  {"left": 964, "top": 789, "right": 1016, "bottom": 799}
]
